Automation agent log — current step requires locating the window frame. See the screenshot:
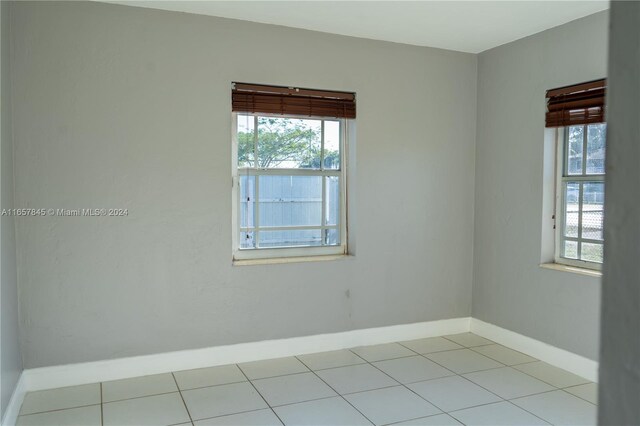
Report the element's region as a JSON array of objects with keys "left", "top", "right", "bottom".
[
  {"left": 554, "top": 125, "right": 605, "bottom": 270},
  {"left": 231, "top": 112, "right": 348, "bottom": 261}
]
